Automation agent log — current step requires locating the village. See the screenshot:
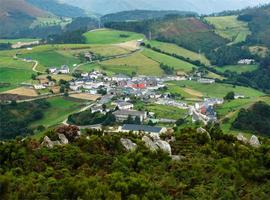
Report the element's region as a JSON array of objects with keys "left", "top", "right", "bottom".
[{"left": 21, "top": 62, "right": 240, "bottom": 135}]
